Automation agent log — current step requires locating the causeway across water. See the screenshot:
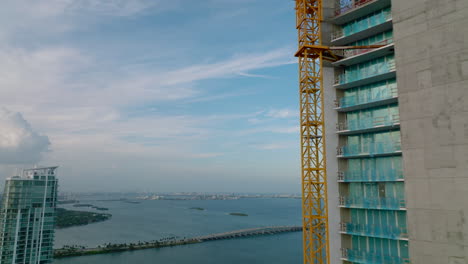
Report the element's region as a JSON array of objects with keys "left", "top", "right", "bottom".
[
  {"left": 194, "top": 226, "right": 302, "bottom": 241},
  {"left": 54, "top": 225, "right": 303, "bottom": 258}
]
